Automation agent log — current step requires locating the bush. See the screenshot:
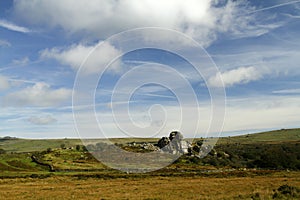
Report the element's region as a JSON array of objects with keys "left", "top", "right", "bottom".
[
  {"left": 251, "top": 192, "right": 260, "bottom": 200},
  {"left": 60, "top": 144, "right": 66, "bottom": 149},
  {"left": 0, "top": 148, "right": 6, "bottom": 154},
  {"left": 273, "top": 185, "right": 300, "bottom": 199},
  {"left": 76, "top": 145, "right": 81, "bottom": 151}
]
